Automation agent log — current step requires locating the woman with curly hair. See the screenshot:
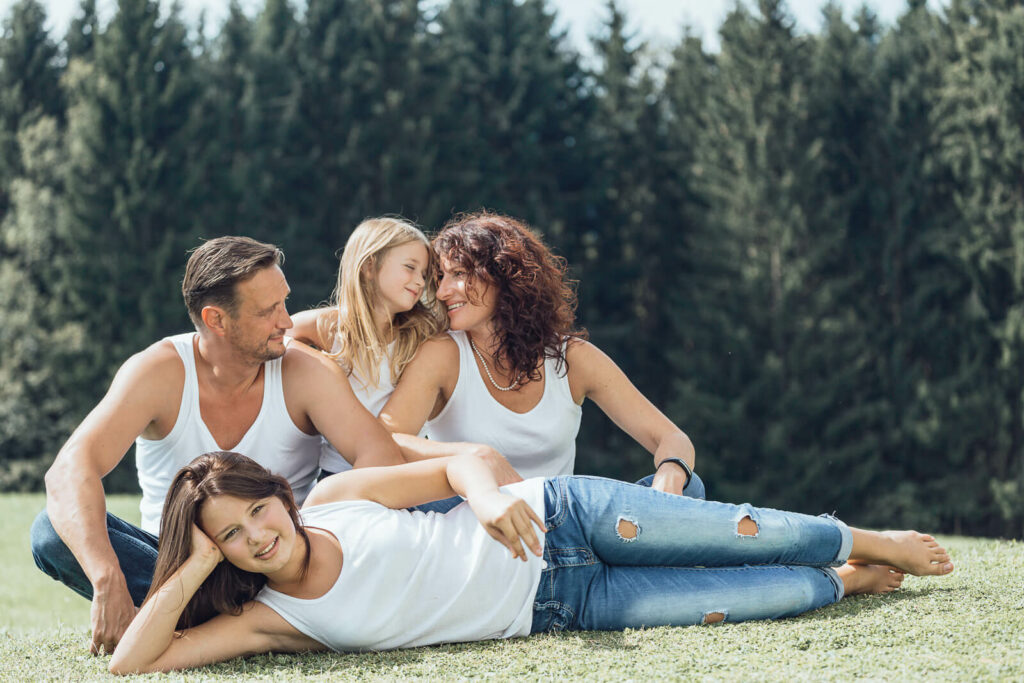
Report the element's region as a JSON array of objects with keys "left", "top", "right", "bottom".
[
  {"left": 289, "top": 216, "right": 520, "bottom": 483},
  {"left": 380, "top": 211, "right": 703, "bottom": 506}
]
